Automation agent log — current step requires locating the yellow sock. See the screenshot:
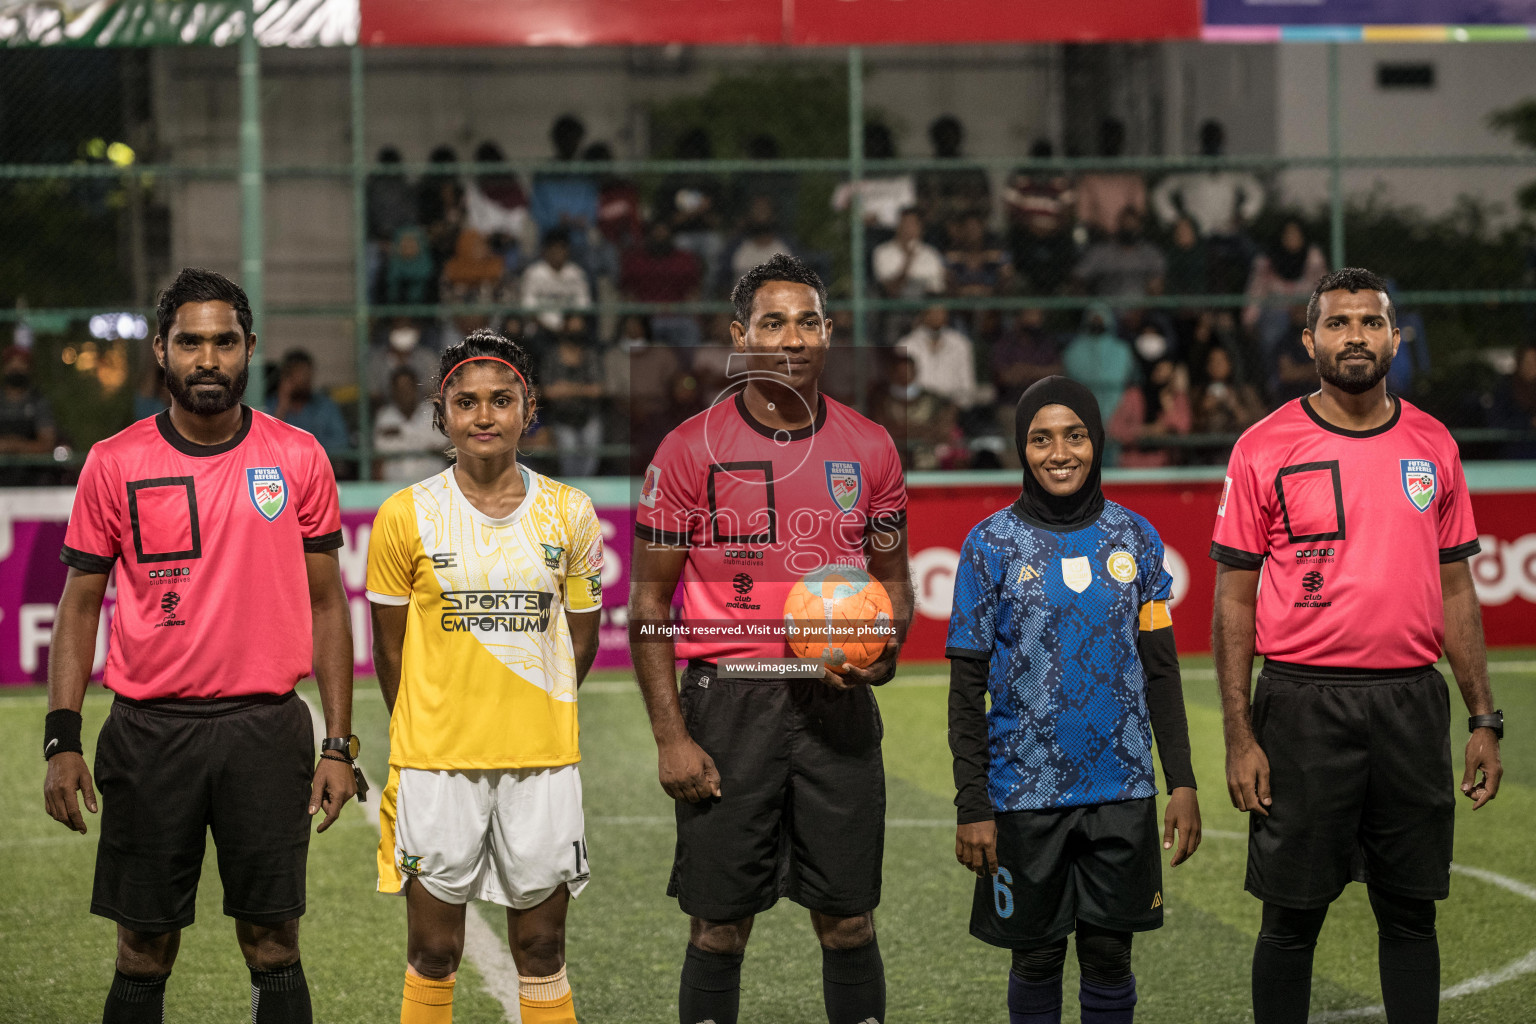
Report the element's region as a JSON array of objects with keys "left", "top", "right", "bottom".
[
  {"left": 401, "top": 967, "right": 455, "bottom": 1024},
  {"left": 518, "top": 965, "right": 576, "bottom": 1024}
]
